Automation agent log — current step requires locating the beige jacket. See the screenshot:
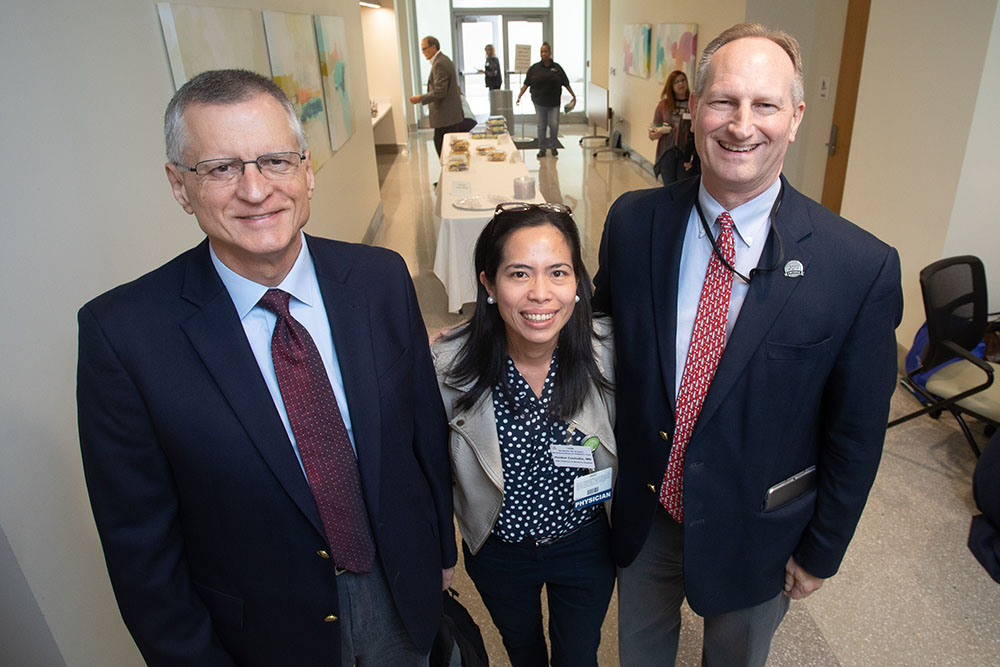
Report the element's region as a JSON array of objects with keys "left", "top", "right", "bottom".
[
  {"left": 432, "top": 318, "right": 617, "bottom": 555},
  {"left": 418, "top": 51, "right": 463, "bottom": 129}
]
